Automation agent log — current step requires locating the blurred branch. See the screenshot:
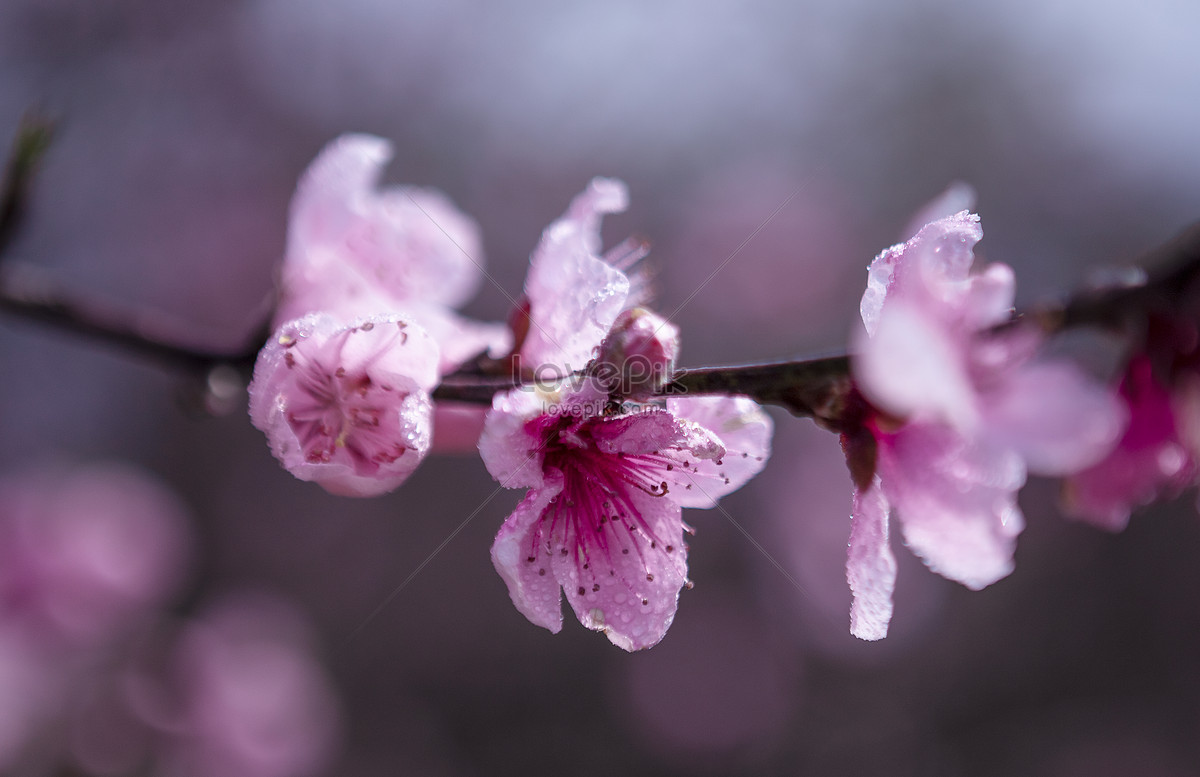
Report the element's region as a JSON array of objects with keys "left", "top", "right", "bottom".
[
  {"left": 0, "top": 115, "right": 54, "bottom": 257},
  {"left": 1024, "top": 220, "right": 1200, "bottom": 334},
  {"left": 0, "top": 116, "right": 266, "bottom": 381},
  {"left": 0, "top": 264, "right": 265, "bottom": 375},
  {"left": 2, "top": 117, "right": 1199, "bottom": 420}
]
